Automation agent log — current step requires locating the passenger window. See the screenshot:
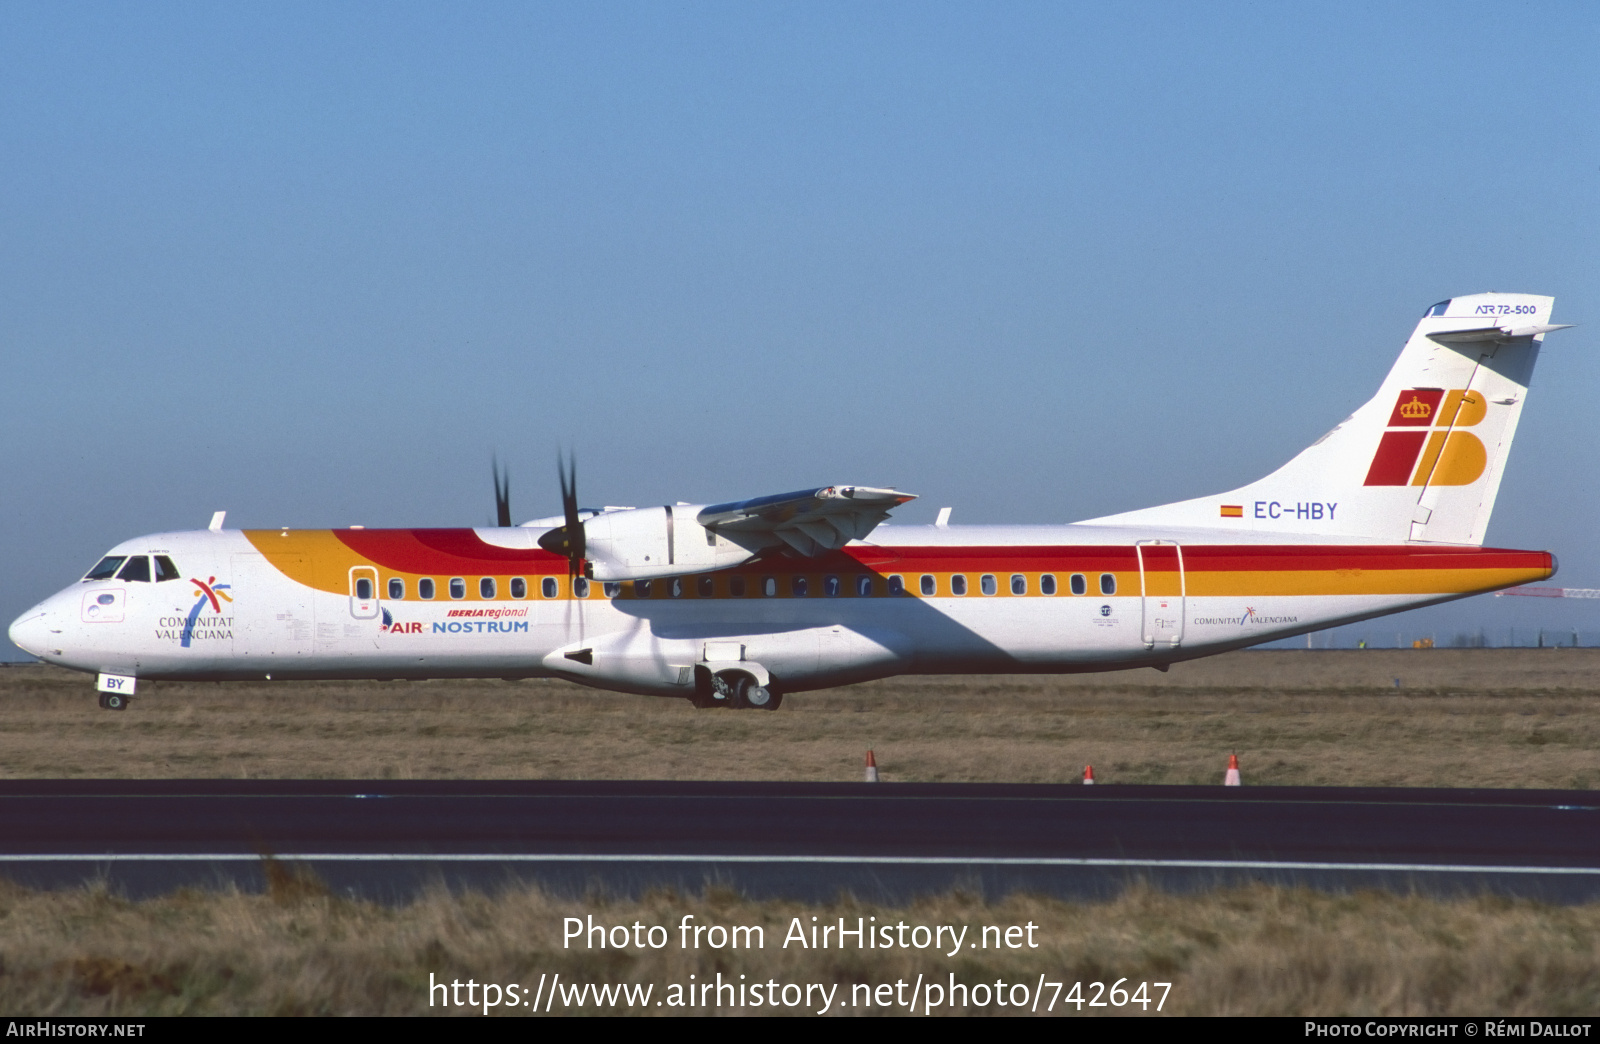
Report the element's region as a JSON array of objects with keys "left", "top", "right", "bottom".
[
  {"left": 574, "top": 578, "right": 590, "bottom": 598},
  {"left": 603, "top": 582, "right": 621, "bottom": 598},
  {"left": 449, "top": 578, "right": 466, "bottom": 600},
  {"left": 919, "top": 575, "right": 936, "bottom": 596},
  {"left": 980, "top": 574, "right": 997, "bottom": 596},
  {"left": 791, "top": 576, "right": 808, "bottom": 597},
  {"left": 856, "top": 575, "right": 873, "bottom": 597},
  {"left": 510, "top": 577, "right": 526, "bottom": 599},
  {"left": 154, "top": 556, "right": 181, "bottom": 582},
  {"left": 116, "top": 556, "right": 151, "bottom": 583},
  {"left": 355, "top": 577, "right": 373, "bottom": 600},
  {"left": 1010, "top": 574, "right": 1026, "bottom": 595},
  {"left": 697, "top": 576, "right": 715, "bottom": 597},
  {"left": 671, "top": 579, "right": 683, "bottom": 598},
  {"left": 763, "top": 577, "right": 777, "bottom": 597},
  {"left": 1040, "top": 574, "right": 1057, "bottom": 596},
  {"left": 1100, "top": 573, "right": 1117, "bottom": 595},
  {"left": 388, "top": 578, "right": 405, "bottom": 600},
  {"left": 84, "top": 556, "right": 126, "bottom": 581},
  {"left": 729, "top": 576, "right": 746, "bottom": 597},
  {"left": 419, "top": 578, "right": 436, "bottom": 600},
  {"left": 824, "top": 575, "right": 840, "bottom": 597},
  {"left": 636, "top": 580, "right": 652, "bottom": 598},
  {"left": 951, "top": 575, "right": 968, "bottom": 596},
  {"left": 1070, "top": 573, "right": 1087, "bottom": 596},
  {"left": 480, "top": 577, "right": 496, "bottom": 599},
  {"left": 541, "top": 577, "right": 559, "bottom": 599},
  {"left": 888, "top": 575, "right": 905, "bottom": 596}
]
